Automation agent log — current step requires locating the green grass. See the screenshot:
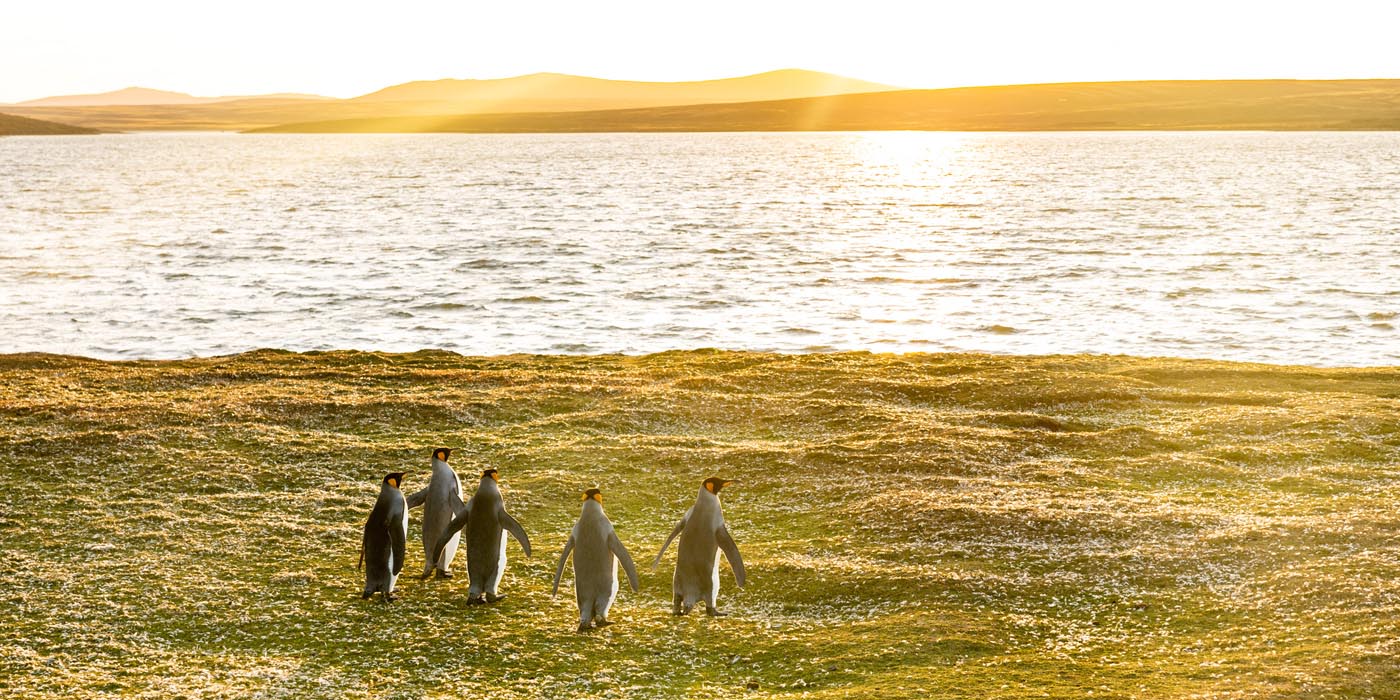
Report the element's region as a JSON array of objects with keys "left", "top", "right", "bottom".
[{"left": 1, "top": 350, "right": 1398, "bottom": 698}]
